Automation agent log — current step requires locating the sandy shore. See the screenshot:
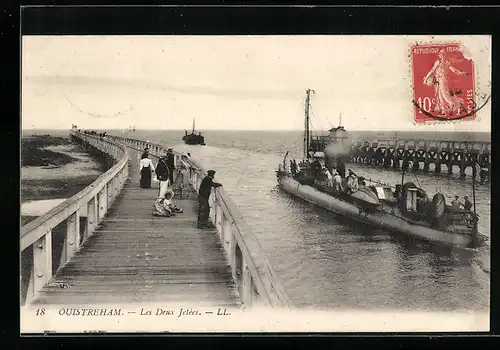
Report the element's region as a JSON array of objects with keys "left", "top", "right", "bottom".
[{"left": 21, "top": 137, "right": 108, "bottom": 213}]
